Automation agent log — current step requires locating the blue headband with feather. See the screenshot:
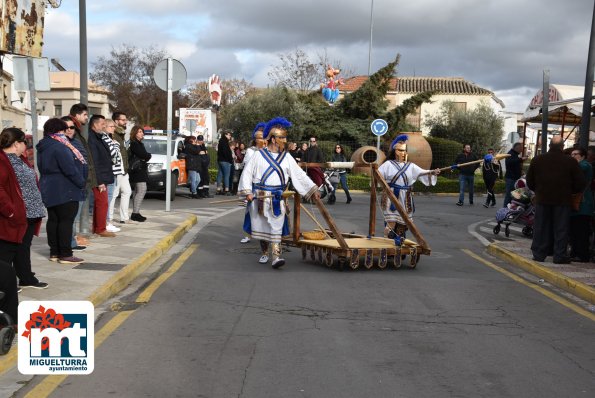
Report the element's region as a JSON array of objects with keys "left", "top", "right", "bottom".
[
  {"left": 252, "top": 122, "right": 266, "bottom": 139},
  {"left": 264, "top": 117, "right": 292, "bottom": 139},
  {"left": 390, "top": 134, "right": 408, "bottom": 150}
]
